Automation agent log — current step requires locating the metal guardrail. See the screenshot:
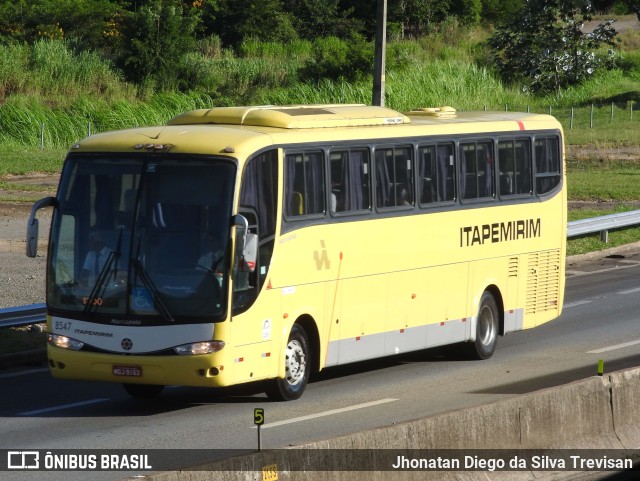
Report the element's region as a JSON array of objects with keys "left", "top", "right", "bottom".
[
  {"left": 1, "top": 211, "right": 639, "bottom": 329},
  {"left": 567, "top": 209, "right": 640, "bottom": 241},
  {"left": 0, "top": 303, "right": 46, "bottom": 329}
]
